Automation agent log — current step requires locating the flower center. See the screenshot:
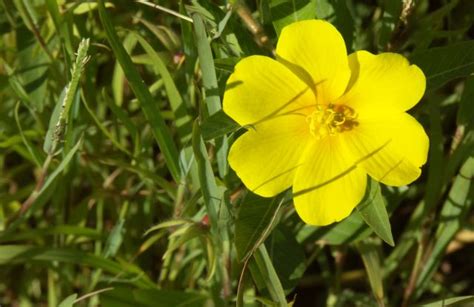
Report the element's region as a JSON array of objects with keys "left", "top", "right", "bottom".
[{"left": 306, "top": 104, "right": 358, "bottom": 139}]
